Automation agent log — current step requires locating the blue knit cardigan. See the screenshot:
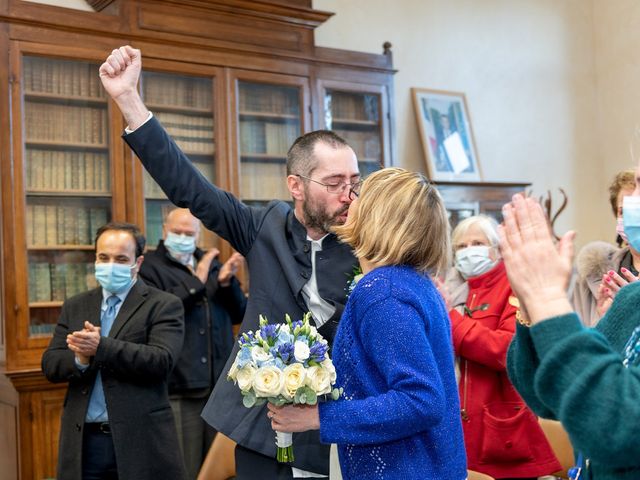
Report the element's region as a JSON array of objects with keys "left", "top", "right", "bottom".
[{"left": 318, "top": 265, "right": 467, "bottom": 480}]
